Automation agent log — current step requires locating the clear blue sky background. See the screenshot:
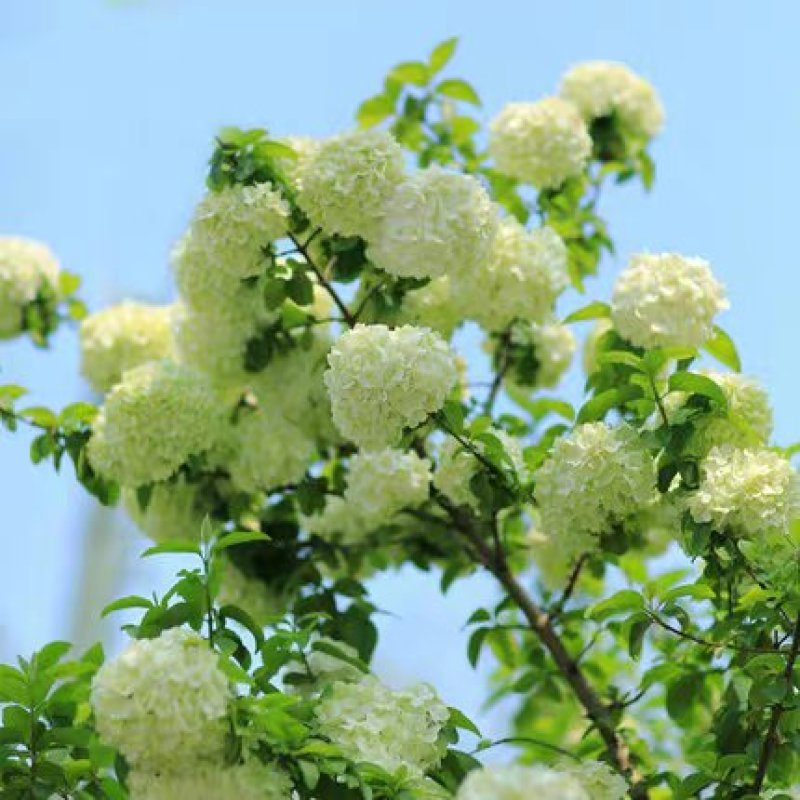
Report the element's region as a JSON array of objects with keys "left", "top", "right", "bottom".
[{"left": 2, "top": 0, "right": 800, "bottom": 737}]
